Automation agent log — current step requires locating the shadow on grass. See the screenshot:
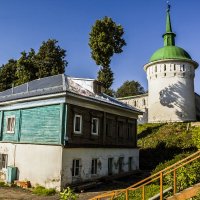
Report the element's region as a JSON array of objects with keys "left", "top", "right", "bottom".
[
  {"left": 137, "top": 124, "right": 164, "bottom": 139},
  {"left": 139, "top": 142, "right": 198, "bottom": 170}
]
